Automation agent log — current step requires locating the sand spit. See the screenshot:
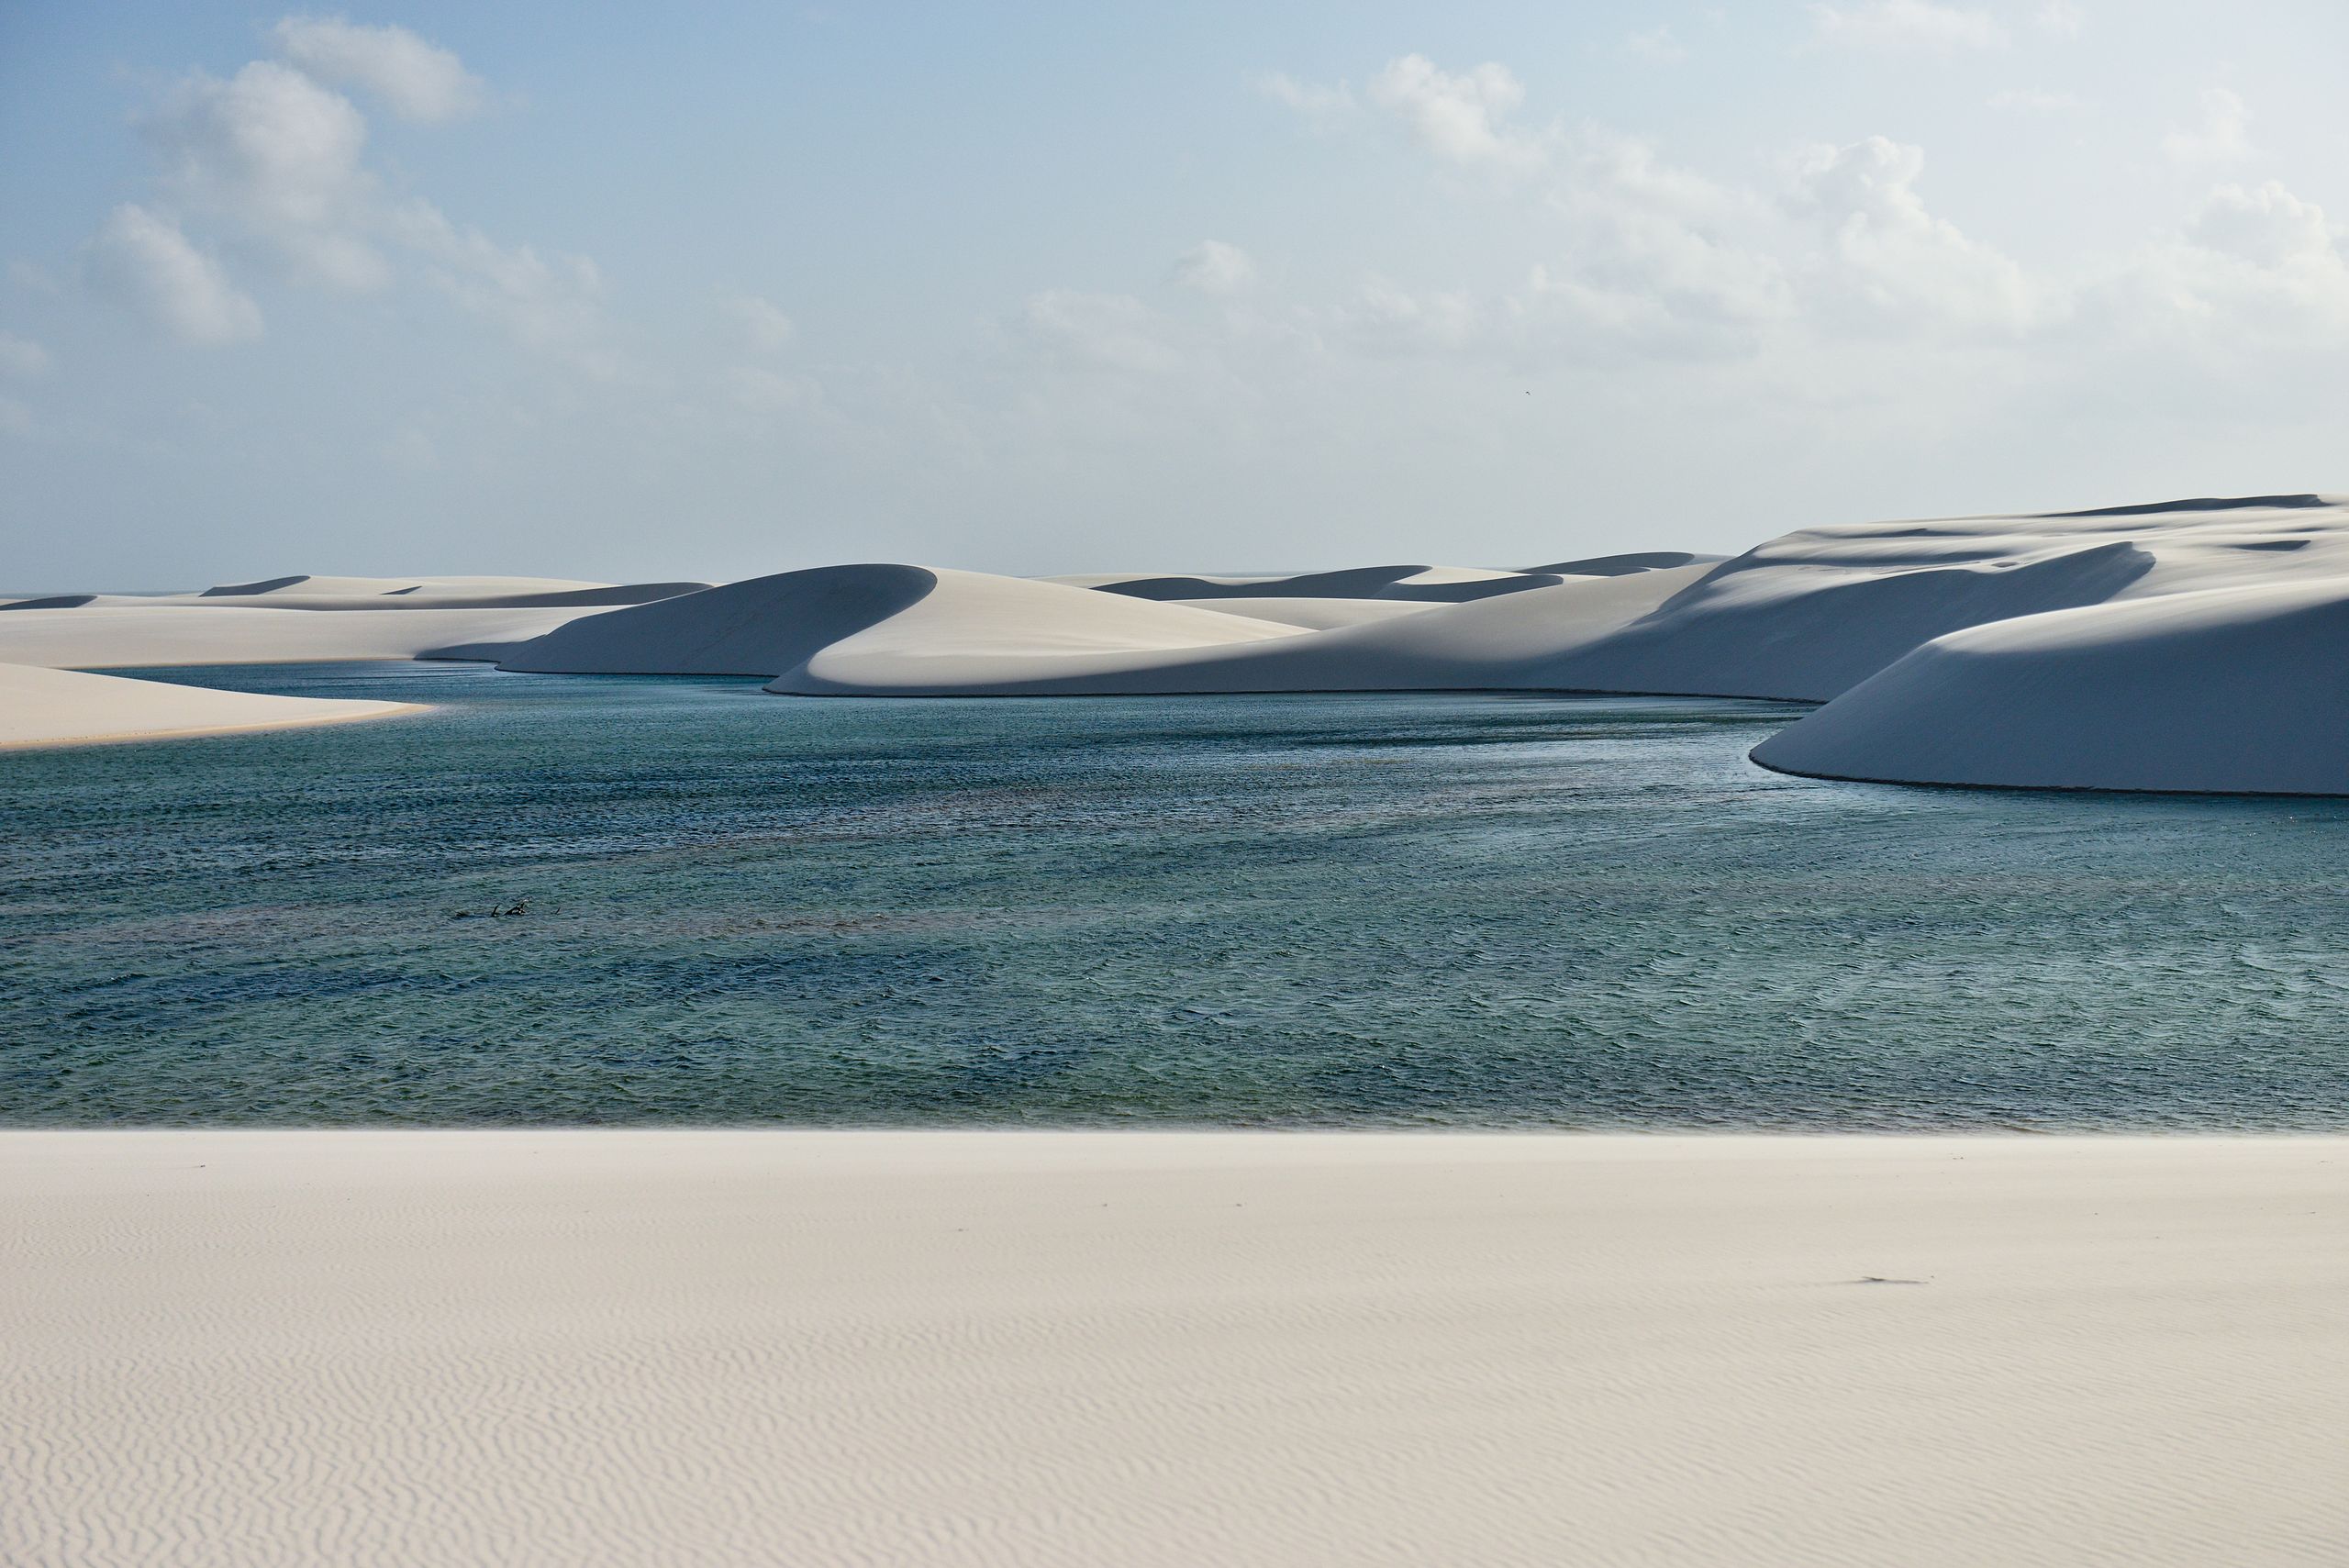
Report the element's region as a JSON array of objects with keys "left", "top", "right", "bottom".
[
  {"left": 5, "top": 1131, "right": 2344, "bottom": 1568},
  {"left": 0, "top": 662, "right": 415, "bottom": 748}
]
